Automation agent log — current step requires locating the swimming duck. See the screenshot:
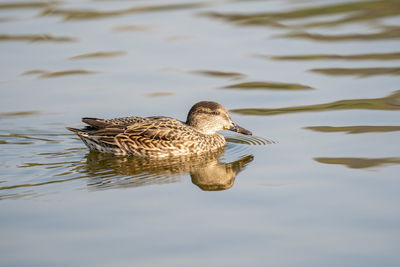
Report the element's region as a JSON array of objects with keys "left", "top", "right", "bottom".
[{"left": 67, "top": 101, "right": 252, "bottom": 157}]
